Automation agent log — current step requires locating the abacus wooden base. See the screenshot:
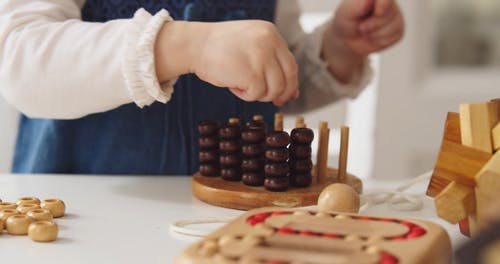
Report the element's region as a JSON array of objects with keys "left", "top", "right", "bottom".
[{"left": 192, "top": 166, "right": 362, "bottom": 210}]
